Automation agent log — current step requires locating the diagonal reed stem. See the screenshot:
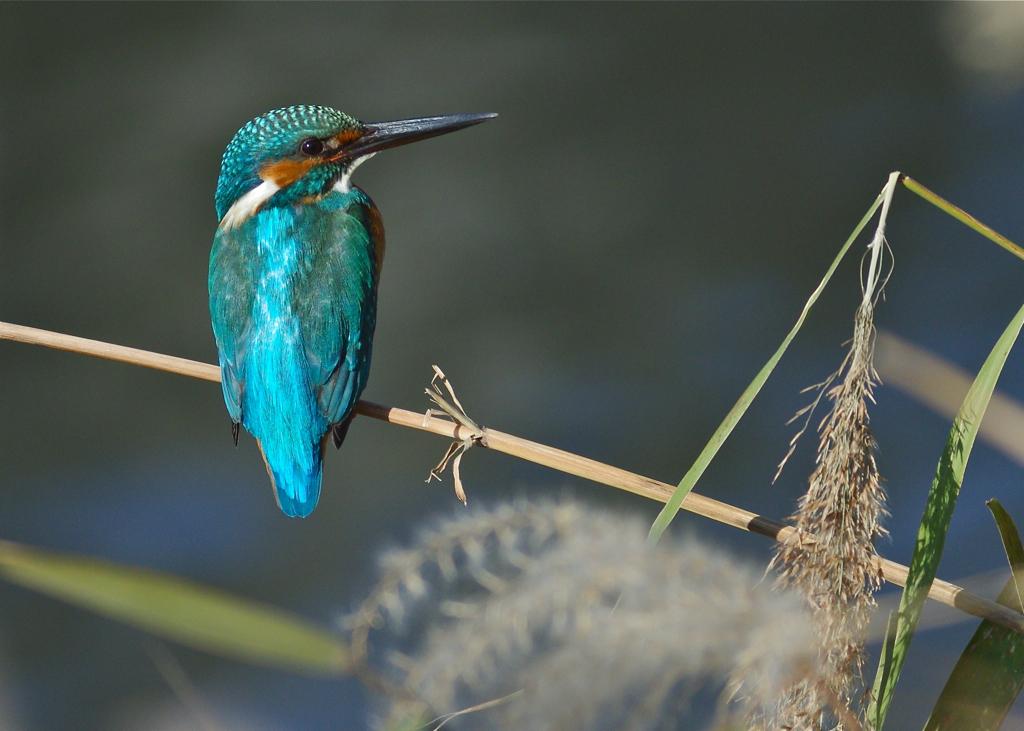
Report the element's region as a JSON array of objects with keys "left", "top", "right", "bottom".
[{"left": 2, "top": 319, "right": 1023, "bottom": 635}]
